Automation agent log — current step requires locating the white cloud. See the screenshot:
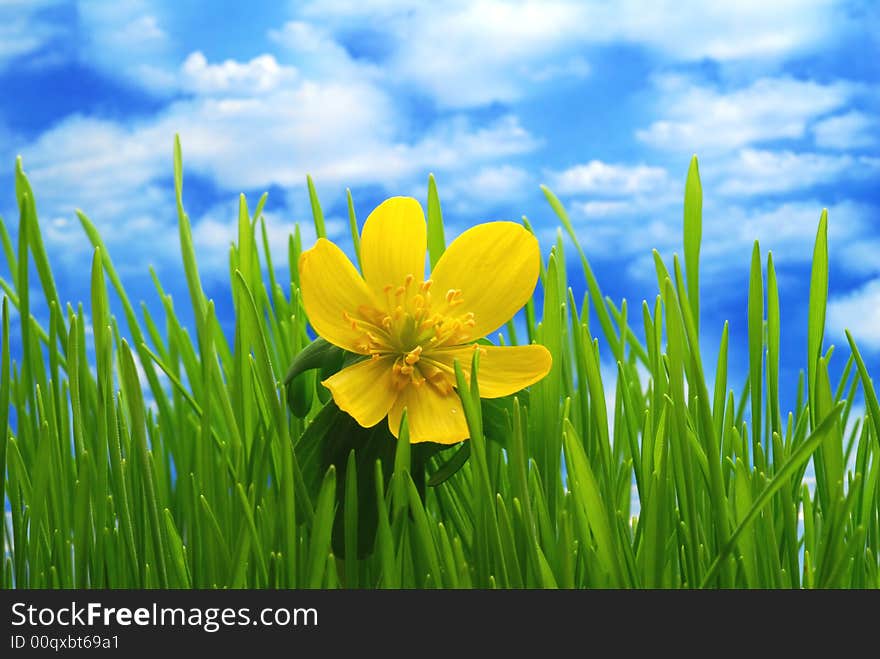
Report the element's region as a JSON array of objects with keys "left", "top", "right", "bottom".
[
  {"left": 305, "top": 1, "right": 838, "bottom": 61},
  {"left": 14, "top": 50, "right": 539, "bottom": 275},
  {"left": 543, "top": 160, "right": 680, "bottom": 254},
  {"left": 300, "top": 0, "right": 840, "bottom": 108},
  {"left": 549, "top": 160, "right": 670, "bottom": 195},
  {"left": 572, "top": 200, "right": 632, "bottom": 217},
  {"left": 17, "top": 115, "right": 173, "bottom": 267},
  {"left": 557, "top": 191, "right": 871, "bottom": 292},
  {"left": 24, "top": 115, "right": 165, "bottom": 200},
  {"left": 383, "top": 1, "right": 585, "bottom": 107},
  {"left": 828, "top": 279, "right": 880, "bottom": 350},
  {"left": 76, "top": 0, "right": 176, "bottom": 93},
  {"left": 162, "top": 94, "right": 535, "bottom": 191},
  {"left": 637, "top": 76, "right": 855, "bottom": 153},
  {"left": 528, "top": 56, "right": 590, "bottom": 82},
  {"left": 300, "top": 0, "right": 586, "bottom": 107},
  {"left": 812, "top": 111, "right": 878, "bottom": 149},
  {"left": 189, "top": 201, "right": 347, "bottom": 276},
  {"left": 0, "top": 0, "right": 64, "bottom": 69},
  {"left": 468, "top": 165, "right": 531, "bottom": 199},
  {"left": 561, "top": 200, "right": 681, "bottom": 263},
  {"left": 598, "top": 0, "right": 836, "bottom": 61},
  {"left": 180, "top": 52, "right": 297, "bottom": 96},
  {"left": 839, "top": 238, "right": 880, "bottom": 277},
  {"left": 268, "top": 20, "right": 379, "bottom": 81},
  {"left": 433, "top": 165, "right": 533, "bottom": 215},
  {"left": 709, "top": 199, "right": 867, "bottom": 261},
  {"left": 717, "top": 149, "right": 880, "bottom": 196}
]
